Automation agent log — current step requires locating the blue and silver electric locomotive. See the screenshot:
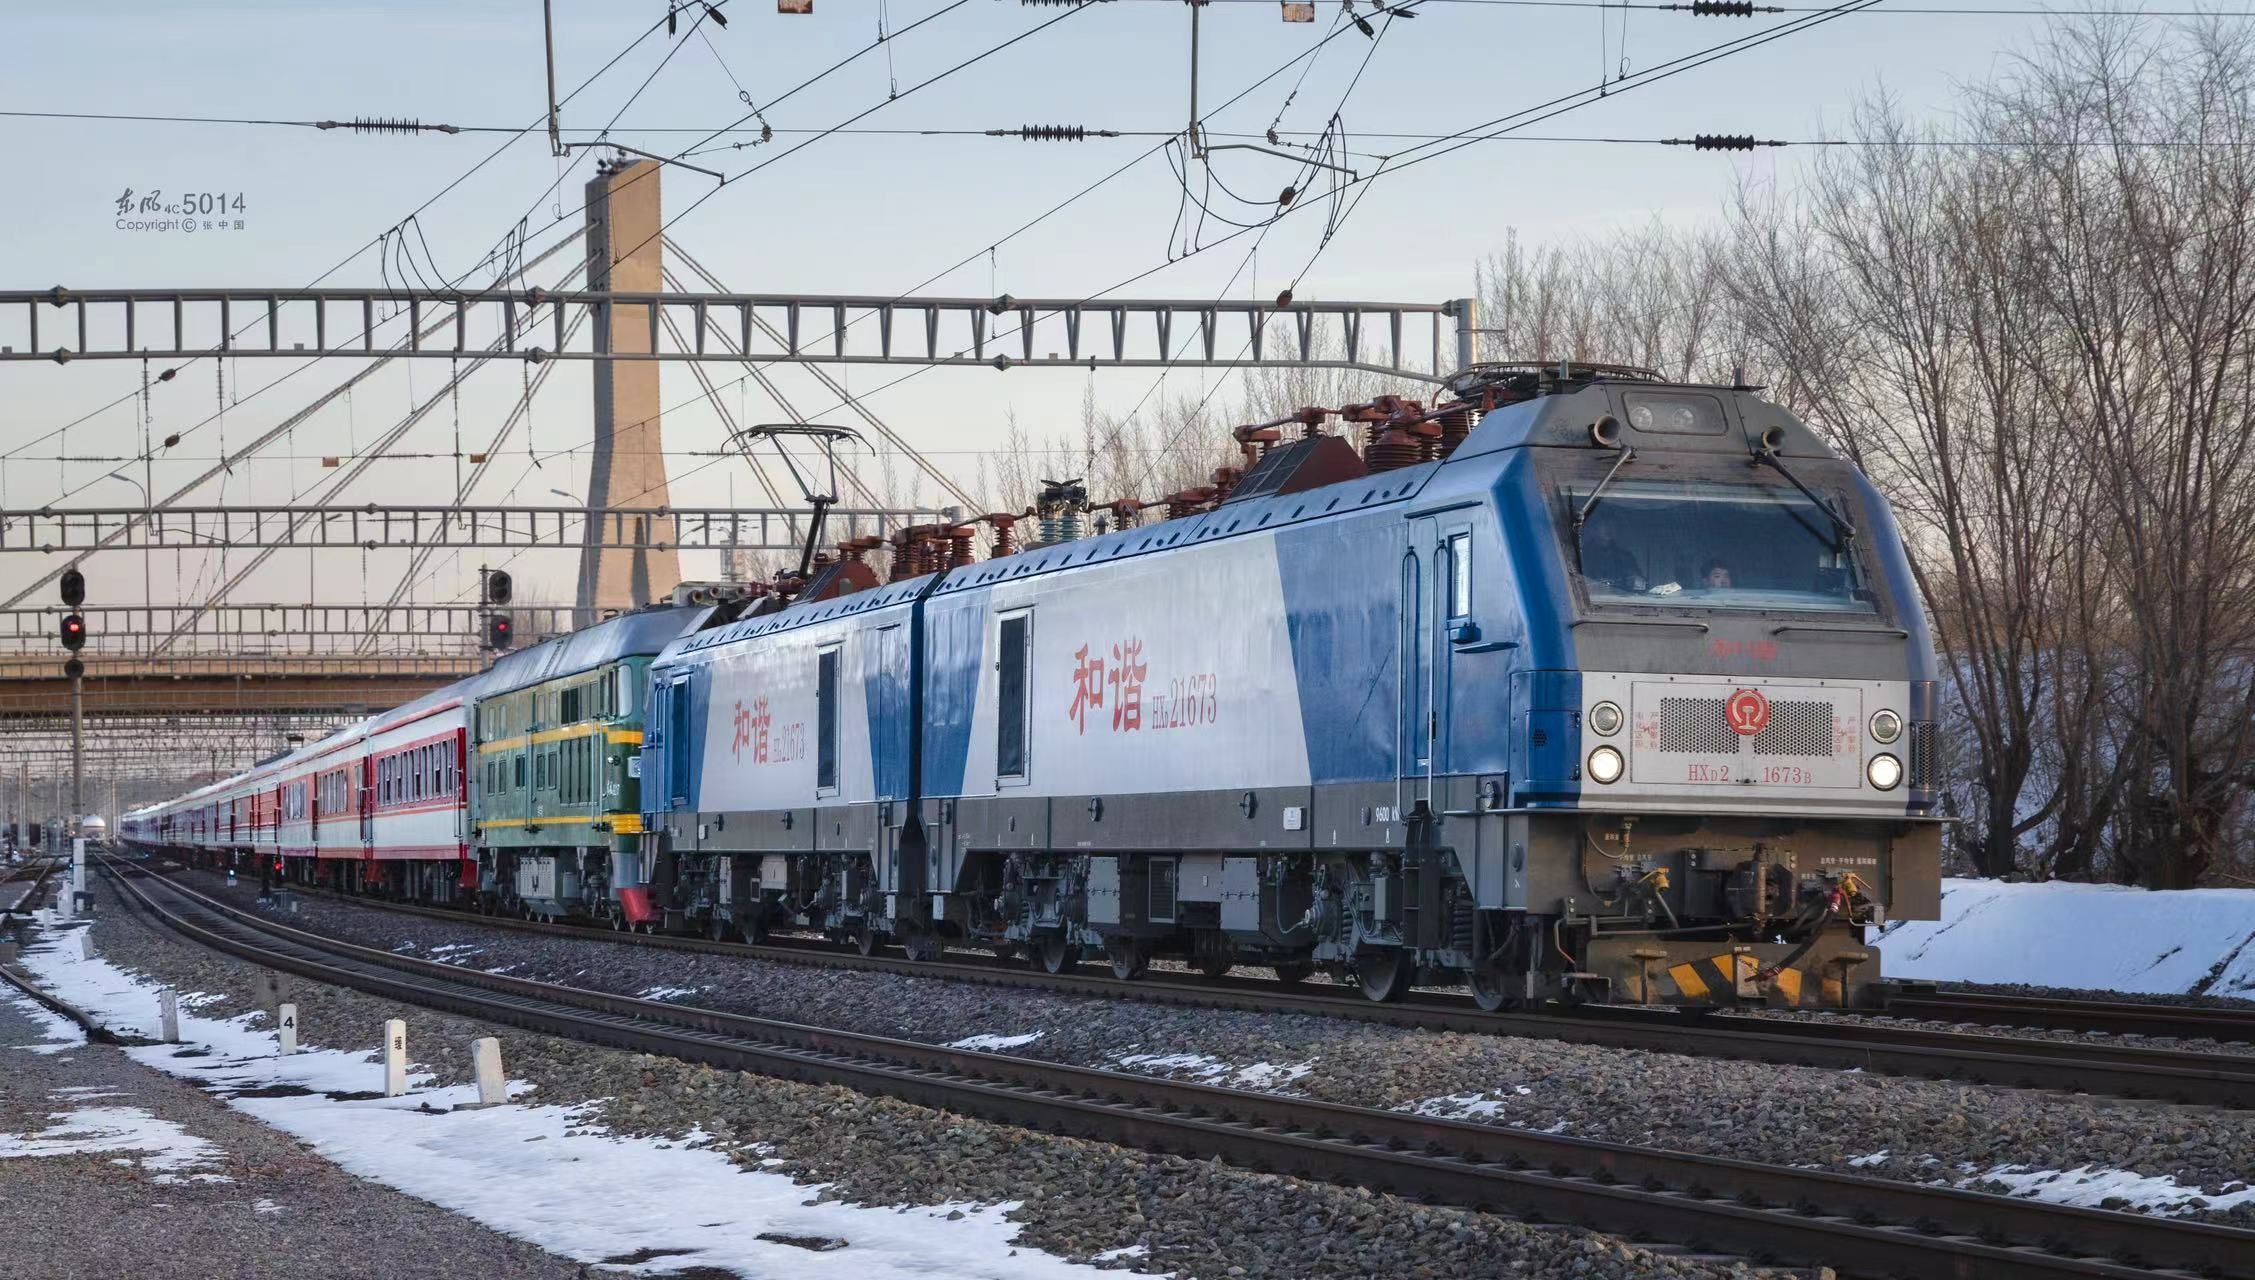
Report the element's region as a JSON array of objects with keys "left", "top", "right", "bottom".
[{"left": 643, "top": 362, "right": 1943, "bottom": 1008}]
